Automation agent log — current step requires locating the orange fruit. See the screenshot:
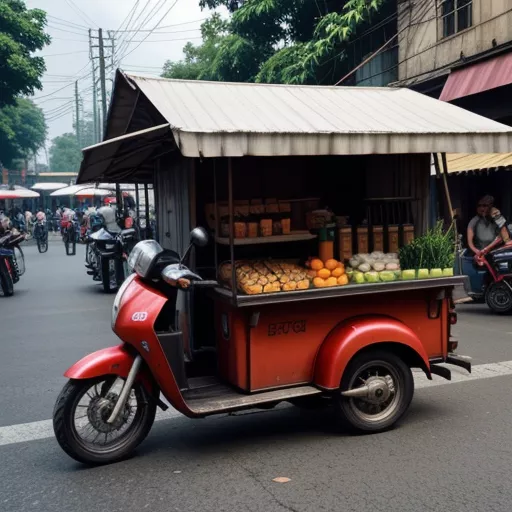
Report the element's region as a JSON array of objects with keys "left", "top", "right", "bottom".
[
  {"left": 310, "top": 258, "right": 324, "bottom": 271},
  {"left": 337, "top": 274, "right": 349, "bottom": 286},
  {"left": 325, "top": 259, "right": 338, "bottom": 271},
  {"left": 317, "top": 268, "right": 331, "bottom": 279},
  {"left": 313, "top": 277, "right": 326, "bottom": 288},
  {"left": 336, "top": 261, "right": 344, "bottom": 268},
  {"left": 326, "top": 277, "right": 338, "bottom": 287},
  {"left": 331, "top": 267, "right": 344, "bottom": 278},
  {"left": 307, "top": 269, "right": 317, "bottom": 279}
]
